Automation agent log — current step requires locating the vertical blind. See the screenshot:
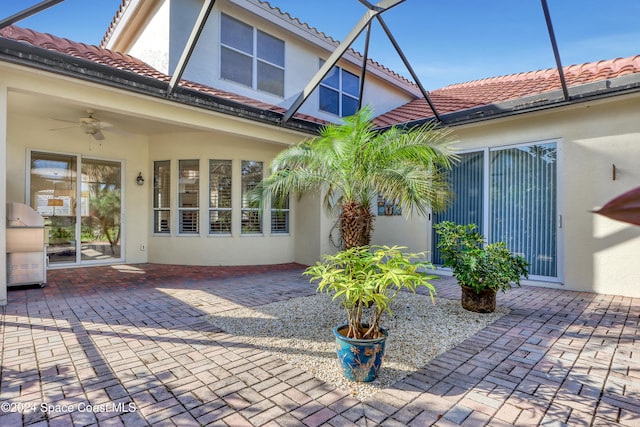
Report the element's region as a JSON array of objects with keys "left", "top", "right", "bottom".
[
  {"left": 433, "top": 143, "right": 557, "bottom": 278},
  {"left": 432, "top": 151, "right": 484, "bottom": 265},
  {"left": 490, "top": 144, "right": 557, "bottom": 277}
]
